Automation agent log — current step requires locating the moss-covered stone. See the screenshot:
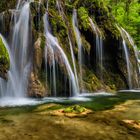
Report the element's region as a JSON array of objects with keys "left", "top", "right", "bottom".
[
  {"left": 30, "top": 2, "right": 46, "bottom": 33},
  {"left": 0, "top": 0, "right": 16, "bottom": 13},
  {"left": 0, "top": 35, "right": 10, "bottom": 79},
  {"left": 78, "top": 7, "right": 90, "bottom": 31},
  {"left": 63, "top": 105, "right": 86, "bottom": 113}
]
